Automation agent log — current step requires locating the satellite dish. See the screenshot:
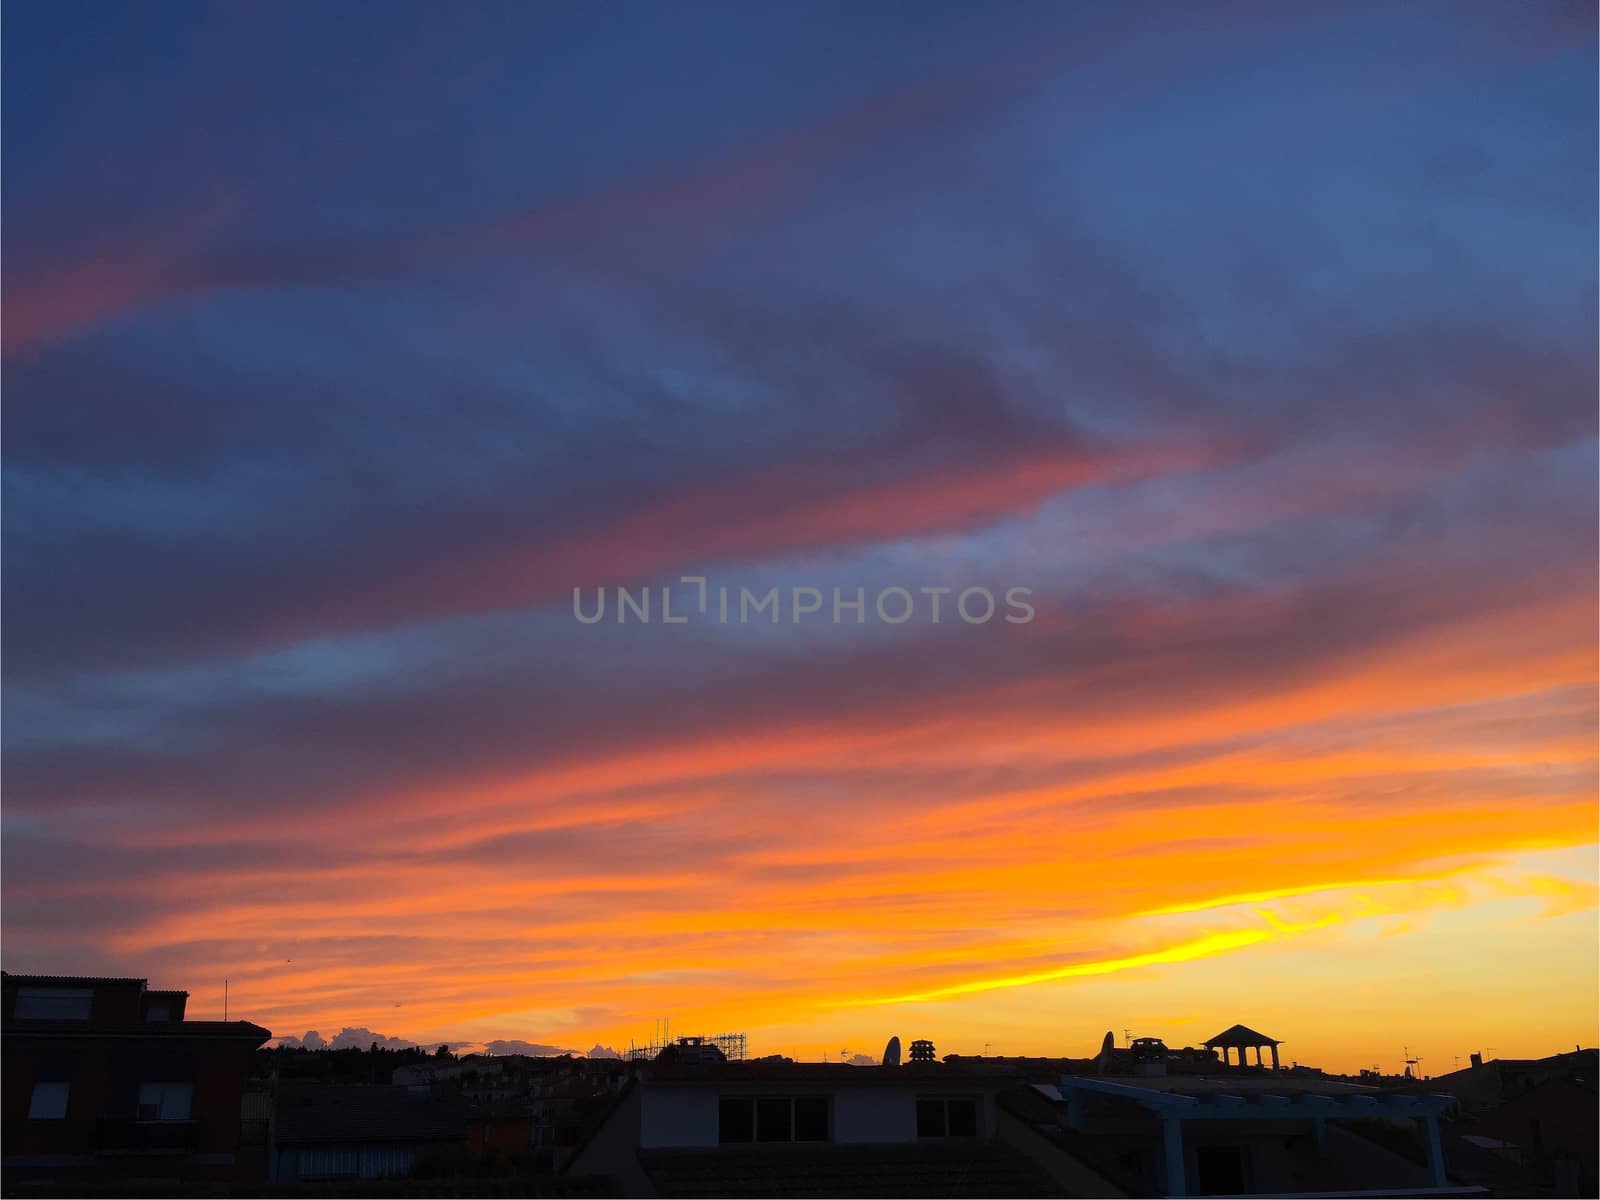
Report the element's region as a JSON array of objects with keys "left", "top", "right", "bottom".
[
  {"left": 882, "top": 1036, "right": 902, "bottom": 1067},
  {"left": 1096, "top": 1031, "right": 1116, "bottom": 1074}
]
